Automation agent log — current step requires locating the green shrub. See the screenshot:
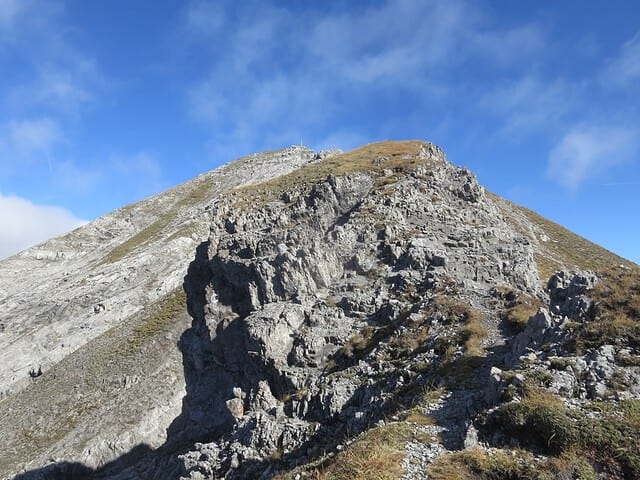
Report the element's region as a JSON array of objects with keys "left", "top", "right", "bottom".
[{"left": 492, "top": 393, "right": 640, "bottom": 477}]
